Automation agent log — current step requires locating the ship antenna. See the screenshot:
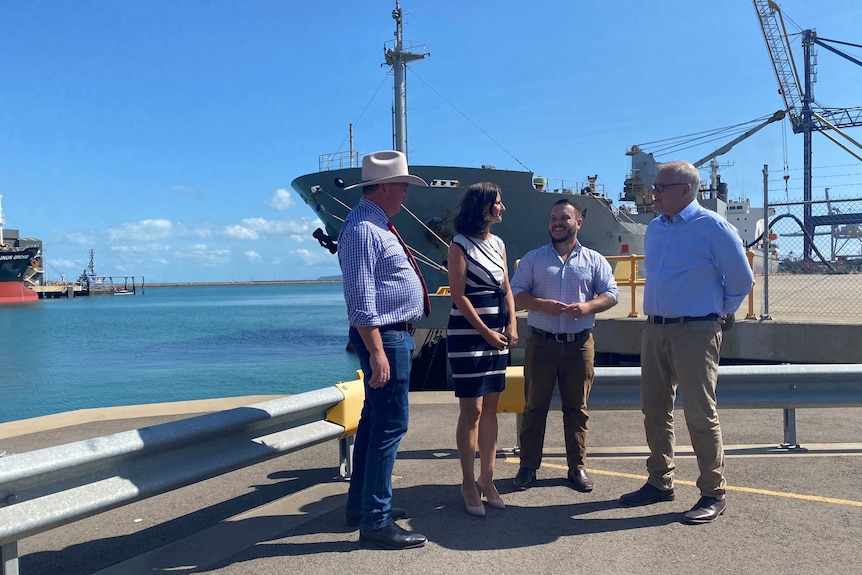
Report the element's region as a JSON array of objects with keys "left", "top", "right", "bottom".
[
  {"left": 385, "top": 1, "right": 428, "bottom": 158},
  {"left": 0, "top": 194, "right": 5, "bottom": 246}
]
